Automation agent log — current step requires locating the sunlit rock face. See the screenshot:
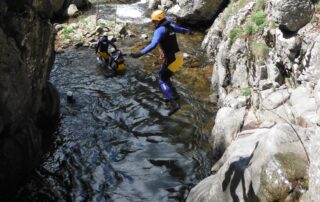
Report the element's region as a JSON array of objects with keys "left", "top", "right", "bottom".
[{"left": 0, "top": 0, "right": 59, "bottom": 197}]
